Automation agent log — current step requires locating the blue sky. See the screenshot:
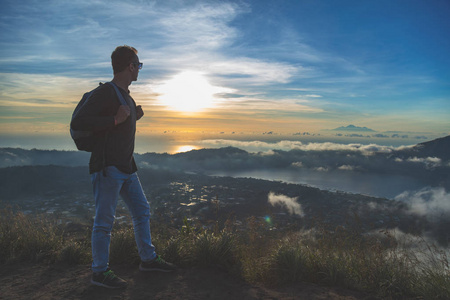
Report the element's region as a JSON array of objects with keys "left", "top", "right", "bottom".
[{"left": 0, "top": 0, "right": 449, "bottom": 144}]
